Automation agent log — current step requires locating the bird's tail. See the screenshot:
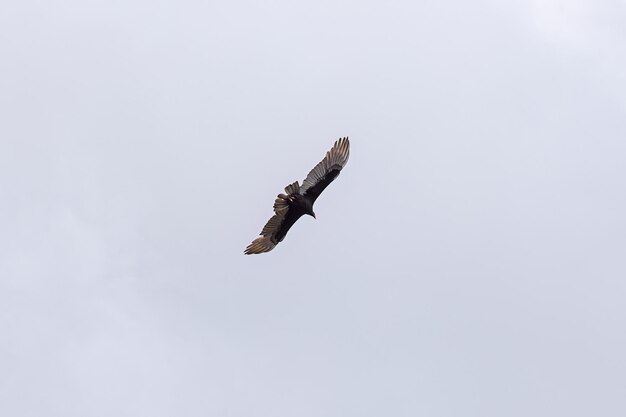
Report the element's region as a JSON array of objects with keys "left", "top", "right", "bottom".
[
  {"left": 284, "top": 181, "right": 300, "bottom": 195},
  {"left": 273, "top": 194, "right": 290, "bottom": 212}
]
